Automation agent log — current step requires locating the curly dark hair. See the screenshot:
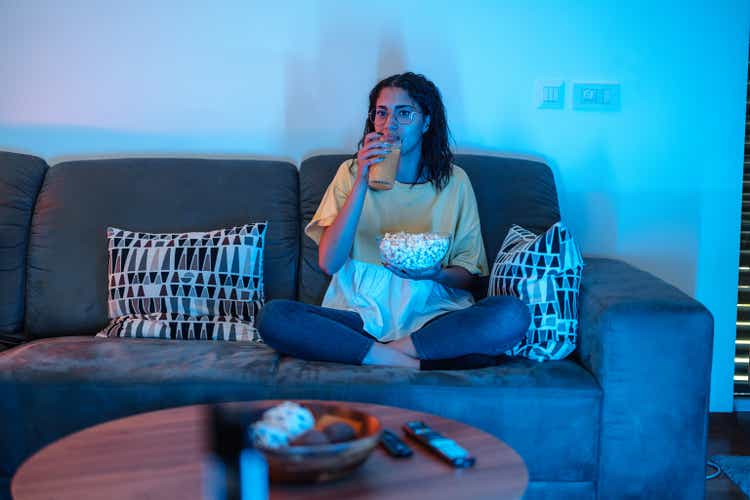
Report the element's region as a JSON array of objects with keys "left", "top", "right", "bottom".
[{"left": 356, "top": 72, "right": 454, "bottom": 191}]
